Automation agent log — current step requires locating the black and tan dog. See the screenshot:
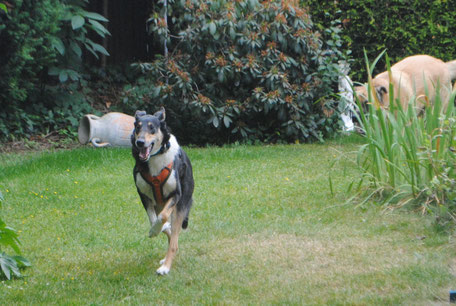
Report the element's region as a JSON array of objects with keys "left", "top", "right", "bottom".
[{"left": 131, "top": 107, "right": 194, "bottom": 275}]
